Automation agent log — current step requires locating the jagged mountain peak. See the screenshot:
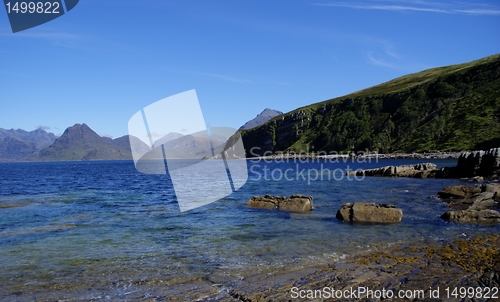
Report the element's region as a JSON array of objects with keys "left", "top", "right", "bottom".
[{"left": 239, "top": 108, "right": 283, "bottom": 130}]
